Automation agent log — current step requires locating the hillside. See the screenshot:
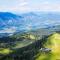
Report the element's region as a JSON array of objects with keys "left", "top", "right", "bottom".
[
  {"left": 0, "top": 12, "right": 60, "bottom": 35},
  {"left": 36, "top": 32, "right": 60, "bottom": 60},
  {"left": 0, "top": 12, "right": 60, "bottom": 60},
  {"left": 0, "top": 30, "right": 60, "bottom": 60}
]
